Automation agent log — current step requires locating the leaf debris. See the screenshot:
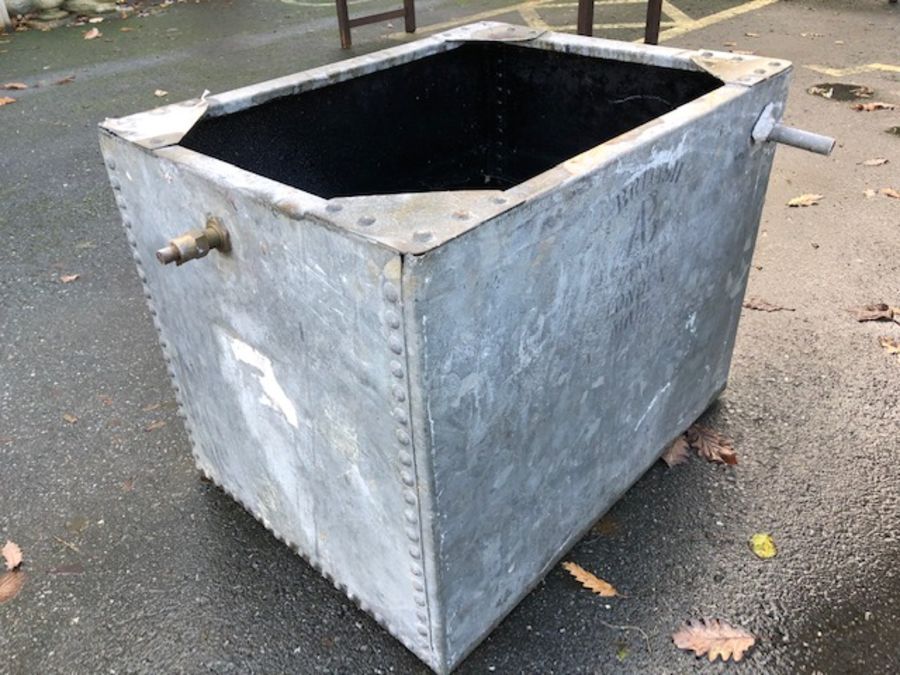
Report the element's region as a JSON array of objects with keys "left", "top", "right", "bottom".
[
  {"left": 879, "top": 336, "right": 900, "bottom": 363},
  {"left": 0, "top": 571, "right": 26, "bottom": 604},
  {"left": 661, "top": 436, "right": 690, "bottom": 467},
  {"left": 2, "top": 82, "right": 27, "bottom": 90},
  {"left": 561, "top": 561, "right": 619, "bottom": 597},
  {"left": 743, "top": 297, "right": 795, "bottom": 312},
  {"left": 60, "top": 273, "right": 80, "bottom": 283},
  {"left": 154, "top": 89, "right": 168, "bottom": 97},
  {"left": 860, "top": 157, "right": 889, "bottom": 167},
  {"left": 880, "top": 187, "right": 900, "bottom": 199},
  {"left": 0, "top": 96, "right": 15, "bottom": 106},
  {"left": 852, "top": 102, "right": 896, "bottom": 112},
  {"left": 749, "top": 533, "right": 777, "bottom": 559},
  {"left": 144, "top": 420, "right": 167, "bottom": 432},
  {"left": 685, "top": 424, "right": 737, "bottom": 465},
  {"left": 1, "top": 541, "right": 22, "bottom": 571},
  {"left": 852, "top": 303, "right": 899, "bottom": 323},
  {"left": 63, "top": 412, "right": 78, "bottom": 424},
  {"left": 673, "top": 618, "right": 755, "bottom": 662},
  {"left": 787, "top": 193, "right": 823, "bottom": 207},
  {"left": 84, "top": 27, "right": 102, "bottom": 40}
]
